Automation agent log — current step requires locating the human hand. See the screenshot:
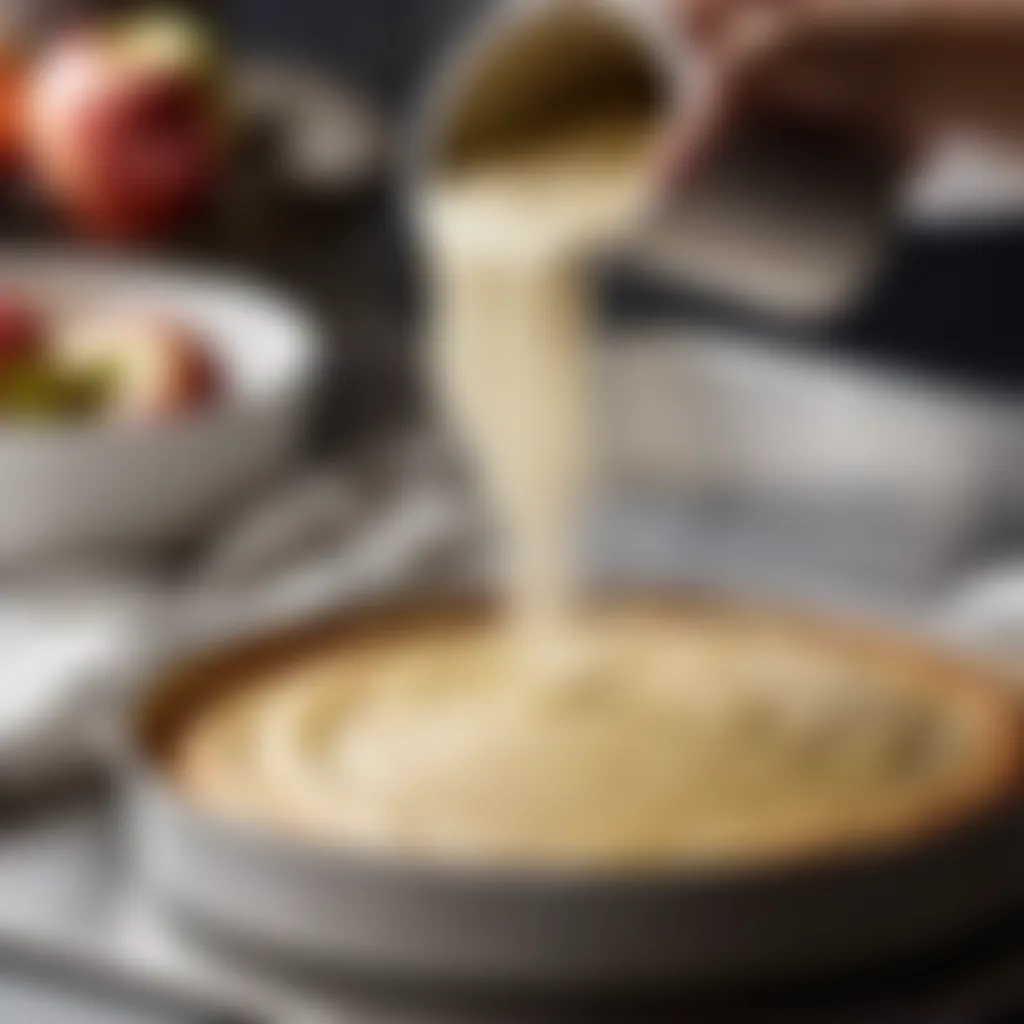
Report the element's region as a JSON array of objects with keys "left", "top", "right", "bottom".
[{"left": 665, "top": 0, "right": 1024, "bottom": 179}]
